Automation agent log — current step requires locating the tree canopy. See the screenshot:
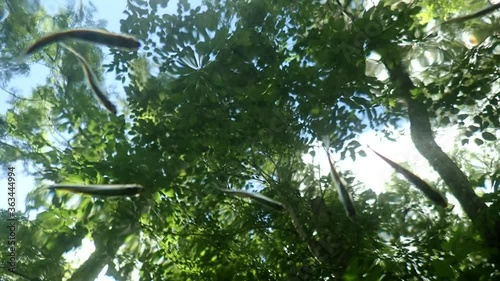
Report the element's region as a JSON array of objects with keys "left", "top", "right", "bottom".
[{"left": 0, "top": 0, "right": 499, "bottom": 280}]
